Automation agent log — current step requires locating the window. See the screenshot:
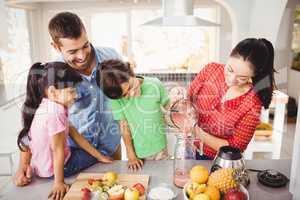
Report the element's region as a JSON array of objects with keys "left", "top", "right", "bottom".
[
  {"left": 47, "top": 5, "right": 219, "bottom": 73},
  {"left": 130, "top": 8, "right": 218, "bottom": 73},
  {"left": 0, "top": 8, "right": 31, "bottom": 98},
  {"left": 91, "top": 12, "right": 127, "bottom": 54},
  {"left": 90, "top": 6, "right": 219, "bottom": 73}
]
